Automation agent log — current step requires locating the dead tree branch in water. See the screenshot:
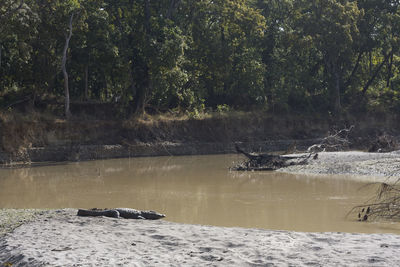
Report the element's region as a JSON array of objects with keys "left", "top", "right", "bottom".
[
  {"left": 232, "top": 144, "right": 315, "bottom": 171},
  {"left": 348, "top": 178, "right": 400, "bottom": 222}
]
